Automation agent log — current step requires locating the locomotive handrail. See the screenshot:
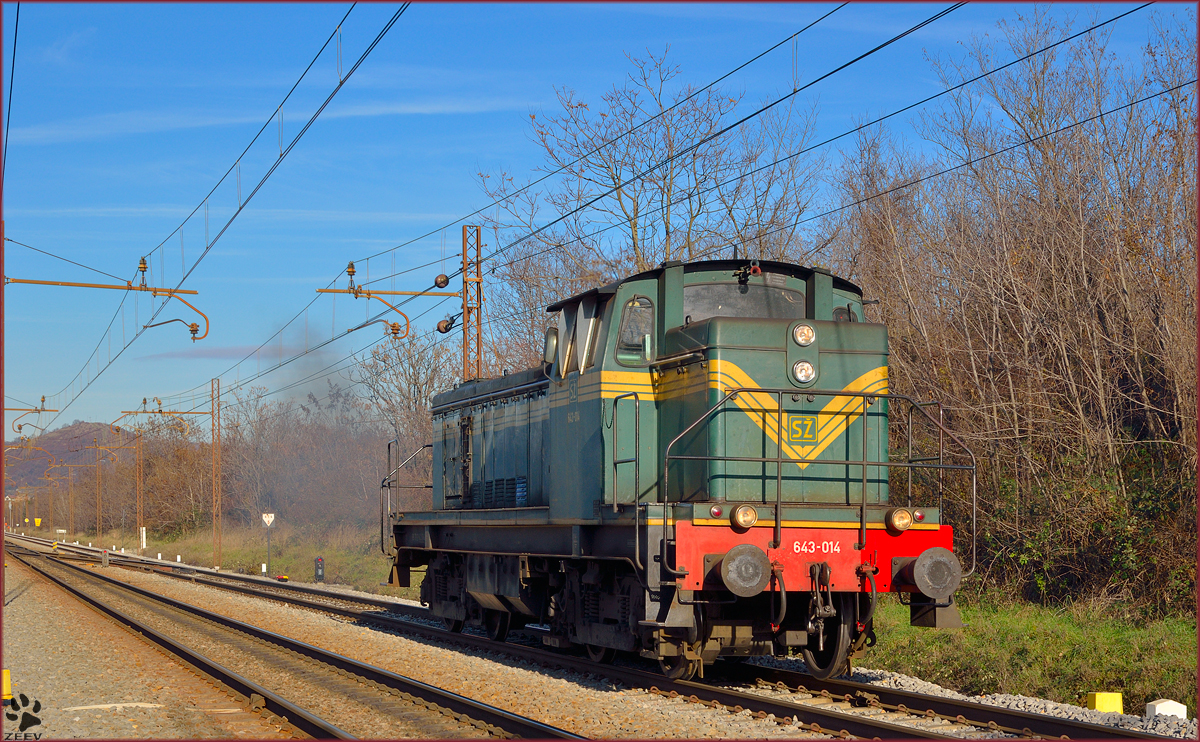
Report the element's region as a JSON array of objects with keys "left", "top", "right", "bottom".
[
  {"left": 662, "top": 386, "right": 977, "bottom": 580},
  {"left": 381, "top": 441, "right": 432, "bottom": 557},
  {"left": 610, "top": 392, "right": 644, "bottom": 579}
]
